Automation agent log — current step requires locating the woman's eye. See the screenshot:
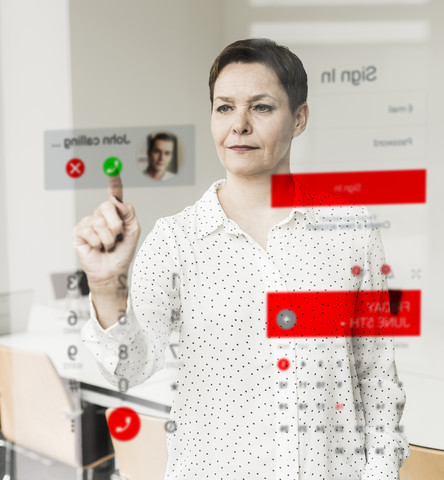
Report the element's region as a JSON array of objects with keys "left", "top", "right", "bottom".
[
  {"left": 216, "top": 105, "right": 232, "bottom": 113},
  {"left": 254, "top": 104, "right": 273, "bottom": 113}
]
